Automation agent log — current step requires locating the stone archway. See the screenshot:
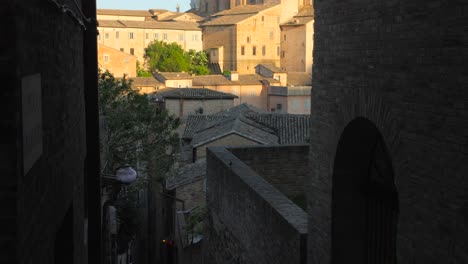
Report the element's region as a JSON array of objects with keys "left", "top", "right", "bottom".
[{"left": 331, "top": 117, "right": 398, "bottom": 264}]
